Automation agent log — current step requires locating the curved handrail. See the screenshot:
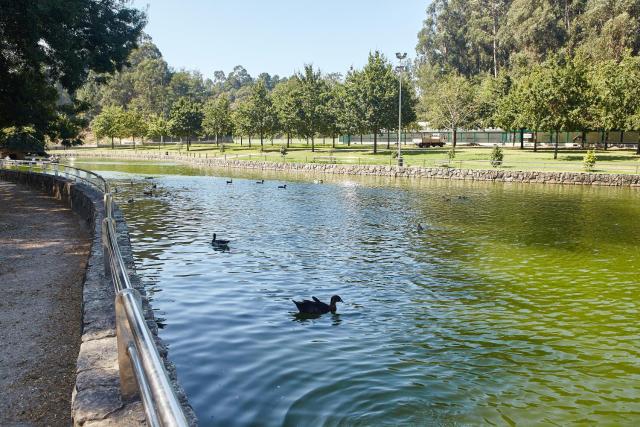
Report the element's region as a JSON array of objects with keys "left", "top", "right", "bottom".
[{"left": 0, "top": 159, "right": 188, "bottom": 427}]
